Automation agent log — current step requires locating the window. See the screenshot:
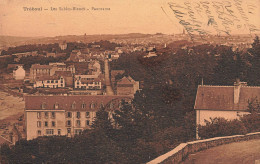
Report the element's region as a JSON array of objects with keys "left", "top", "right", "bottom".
[
  {"left": 51, "top": 121, "right": 56, "bottom": 127},
  {"left": 46, "top": 129, "right": 54, "bottom": 135},
  {"left": 41, "top": 103, "right": 46, "bottom": 109},
  {"left": 82, "top": 103, "right": 86, "bottom": 109},
  {"left": 72, "top": 102, "right": 76, "bottom": 109},
  {"left": 51, "top": 112, "right": 55, "bottom": 119},
  {"left": 74, "top": 129, "right": 82, "bottom": 135},
  {"left": 37, "top": 112, "right": 41, "bottom": 119},
  {"left": 61, "top": 84, "right": 63, "bottom": 87},
  {"left": 67, "top": 112, "right": 72, "bottom": 118},
  {"left": 76, "top": 120, "right": 81, "bottom": 127},
  {"left": 51, "top": 80, "right": 54, "bottom": 83},
  {"left": 54, "top": 104, "right": 59, "bottom": 109},
  {"left": 86, "top": 112, "right": 90, "bottom": 118},
  {"left": 90, "top": 103, "right": 95, "bottom": 109},
  {"left": 76, "top": 112, "right": 80, "bottom": 119},
  {"left": 93, "top": 112, "right": 96, "bottom": 118},
  {"left": 67, "top": 128, "right": 71, "bottom": 134},
  {"left": 66, "top": 120, "right": 71, "bottom": 127},
  {"left": 44, "top": 112, "right": 49, "bottom": 118},
  {"left": 44, "top": 121, "right": 48, "bottom": 127},
  {"left": 47, "top": 80, "right": 50, "bottom": 83},
  {"left": 86, "top": 120, "right": 90, "bottom": 126},
  {"left": 55, "top": 80, "right": 58, "bottom": 83},
  {"left": 37, "top": 121, "right": 41, "bottom": 127},
  {"left": 58, "top": 129, "right": 61, "bottom": 135},
  {"left": 37, "top": 130, "right": 41, "bottom": 136}
]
